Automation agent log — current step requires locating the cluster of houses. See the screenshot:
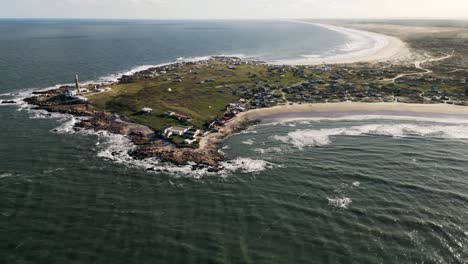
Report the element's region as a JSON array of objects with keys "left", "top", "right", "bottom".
[
  {"left": 69, "top": 57, "right": 468, "bottom": 147},
  {"left": 234, "top": 85, "right": 283, "bottom": 108},
  {"left": 160, "top": 98, "right": 251, "bottom": 146},
  {"left": 94, "top": 86, "right": 112, "bottom": 93},
  {"left": 229, "top": 63, "right": 468, "bottom": 105},
  {"left": 65, "top": 85, "right": 114, "bottom": 103},
  {"left": 209, "top": 99, "right": 247, "bottom": 129},
  {"left": 163, "top": 126, "right": 206, "bottom": 145},
  {"left": 64, "top": 89, "right": 88, "bottom": 103}
]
